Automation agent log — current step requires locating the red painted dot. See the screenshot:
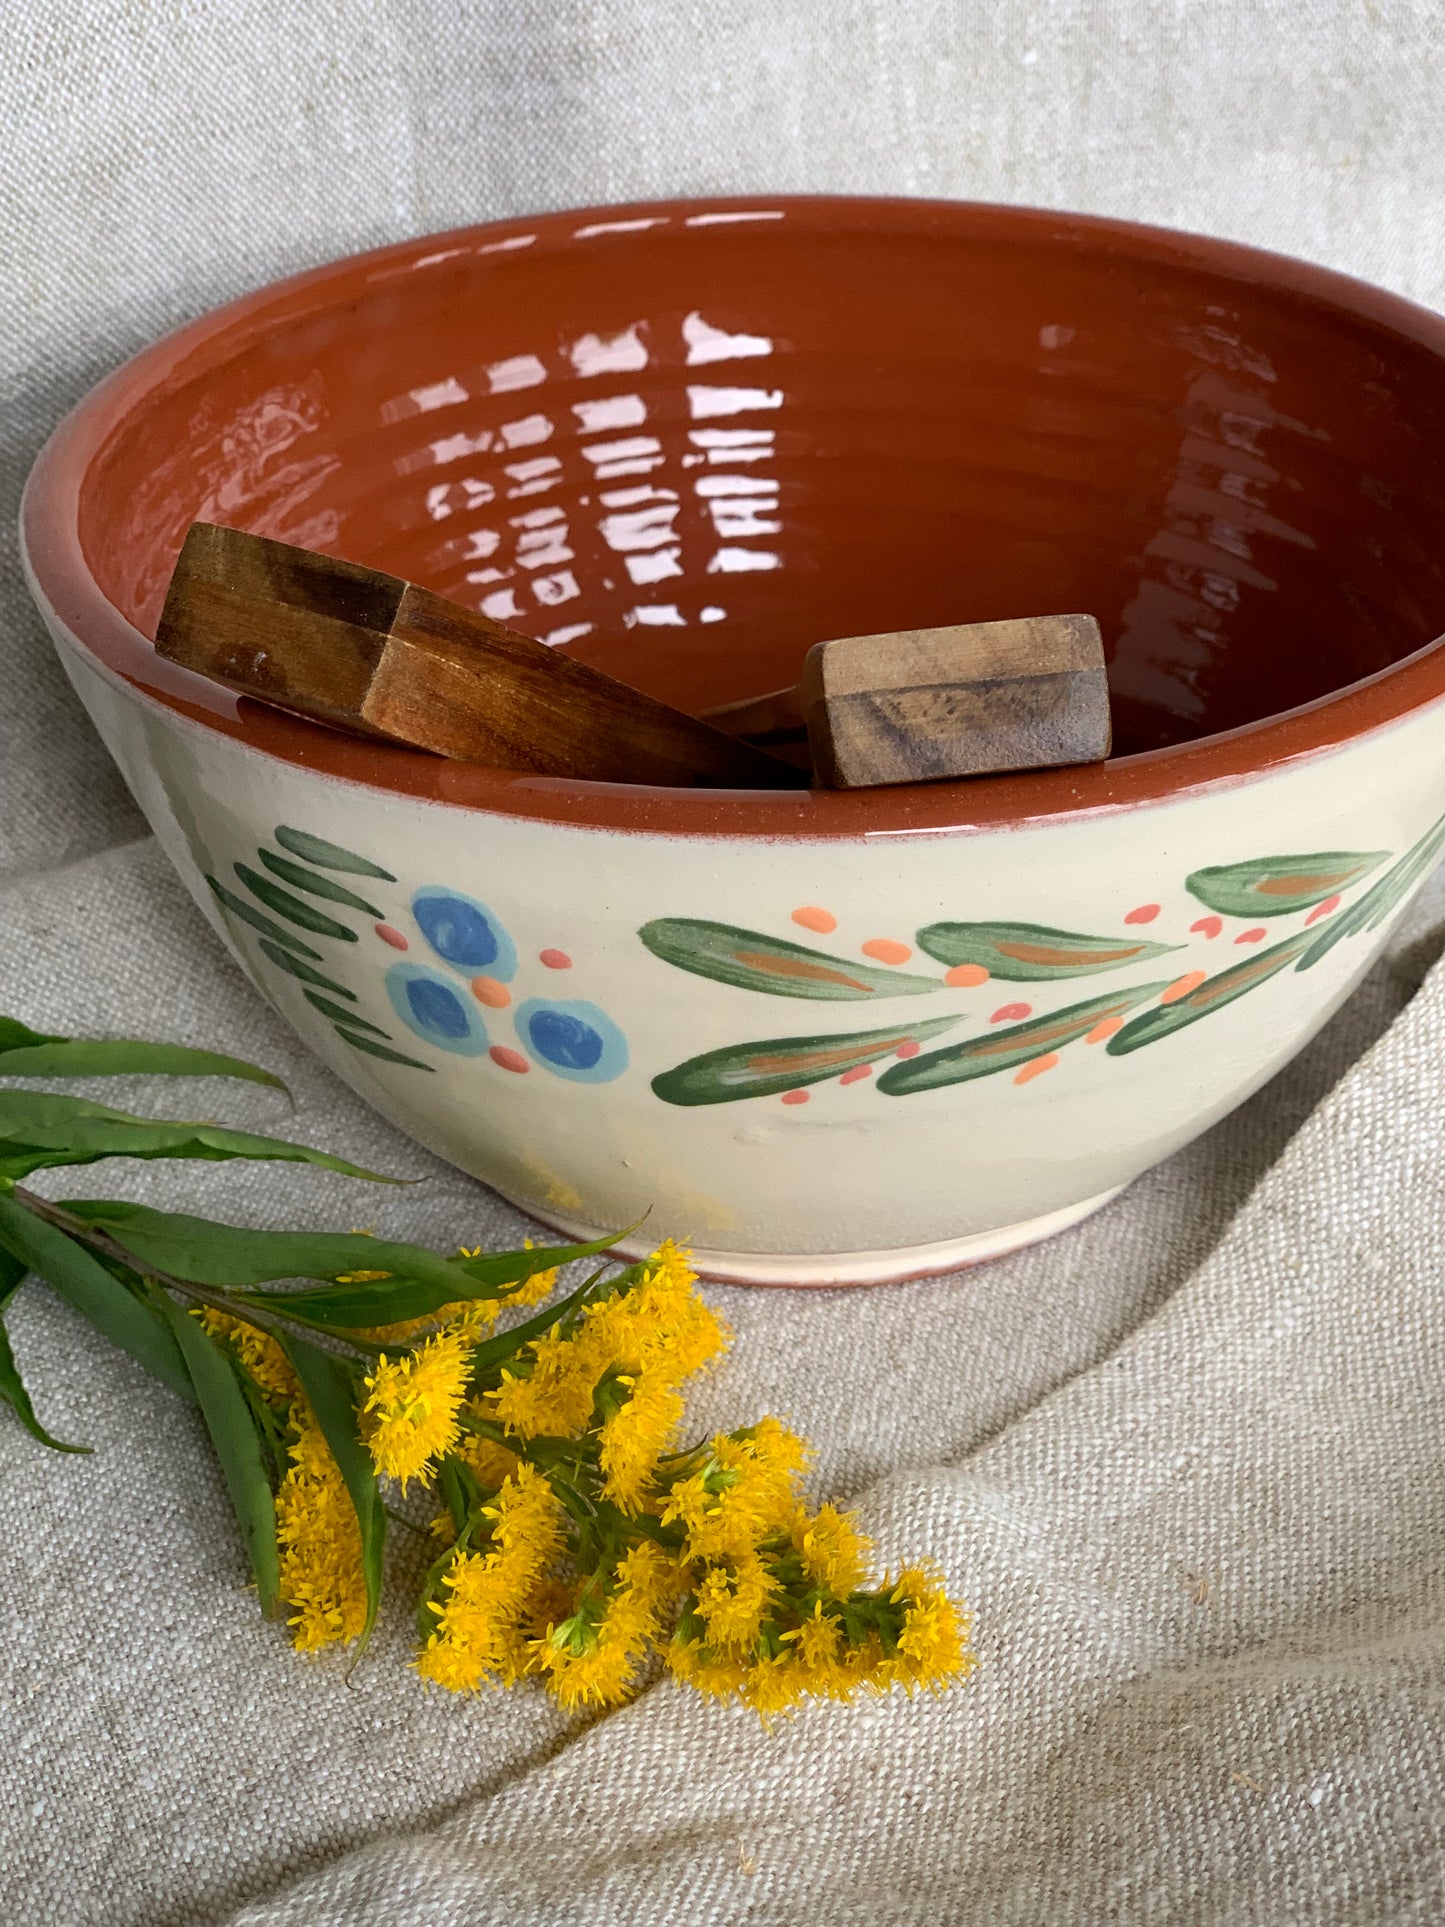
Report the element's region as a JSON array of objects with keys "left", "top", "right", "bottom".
[
  {"left": 861, "top": 938, "right": 913, "bottom": 965},
  {"left": 489, "top": 1046, "right": 530, "bottom": 1074},
  {"left": 375, "top": 923, "right": 408, "bottom": 950},
  {"left": 780, "top": 1088, "right": 810, "bottom": 1105},
  {"left": 1306, "top": 895, "right": 1341, "bottom": 926},
  {"left": 944, "top": 964, "right": 989, "bottom": 988},
  {"left": 991, "top": 1002, "right": 1032, "bottom": 1024},
  {"left": 1124, "top": 903, "right": 1161, "bottom": 925},
  {"left": 792, "top": 905, "right": 837, "bottom": 934},
  {"left": 1235, "top": 926, "right": 1266, "bottom": 945},
  {"left": 839, "top": 1064, "right": 873, "bottom": 1085},
  {"left": 539, "top": 948, "right": 572, "bottom": 969},
  {"left": 471, "top": 975, "right": 511, "bottom": 1008},
  {"left": 895, "top": 1040, "right": 921, "bottom": 1059},
  {"left": 1190, "top": 915, "right": 1224, "bottom": 940}
]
